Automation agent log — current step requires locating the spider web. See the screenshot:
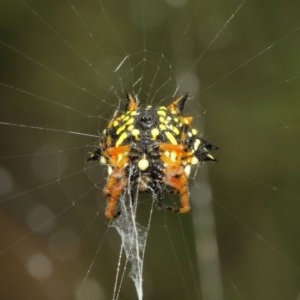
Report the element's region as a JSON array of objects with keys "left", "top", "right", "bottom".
[{"left": 1, "top": 0, "right": 300, "bottom": 299}]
